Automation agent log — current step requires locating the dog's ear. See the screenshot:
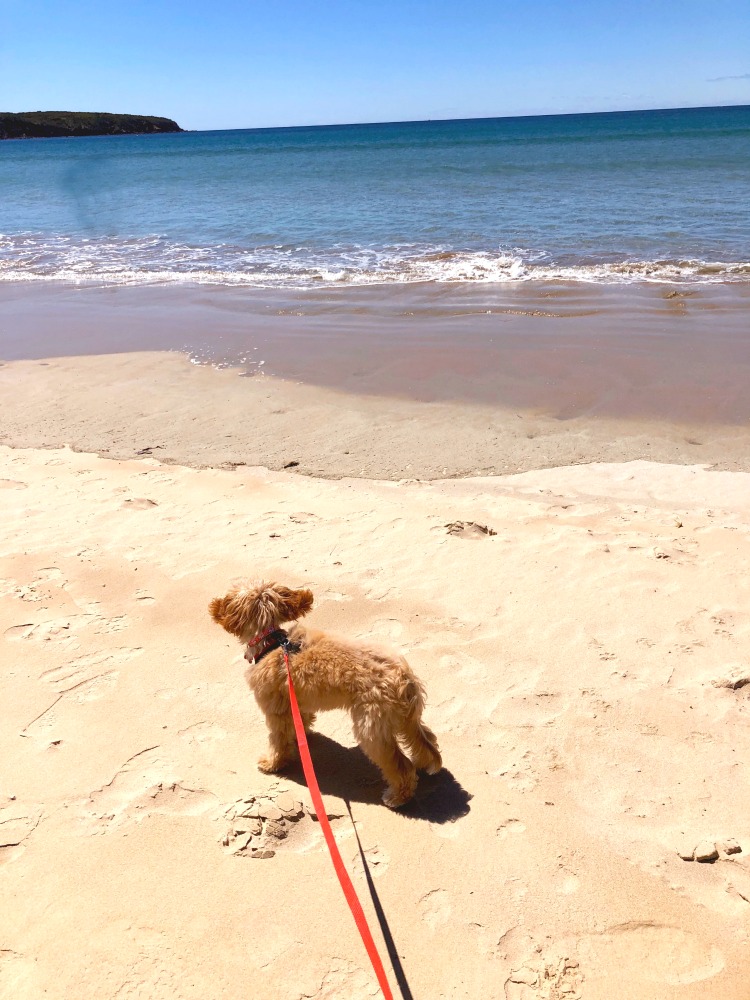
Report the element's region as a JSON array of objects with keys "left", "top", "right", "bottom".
[
  {"left": 275, "top": 586, "right": 314, "bottom": 621},
  {"left": 209, "top": 595, "right": 230, "bottom": 625},
  {"left": 209, "top": 591, "right": 258, "bottom": 636}
]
